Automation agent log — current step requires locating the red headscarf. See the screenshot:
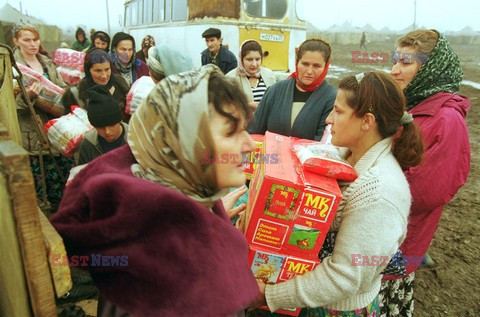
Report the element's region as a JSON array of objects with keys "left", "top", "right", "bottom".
[{"left": 288, "top": 38, "right": 331, "bottom": 92}]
